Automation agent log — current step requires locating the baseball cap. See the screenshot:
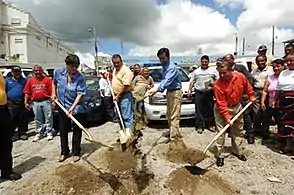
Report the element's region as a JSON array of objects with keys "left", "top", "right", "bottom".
[
  {"left": 258, "top": 45, "right": 267, "bottom": 52},
  {"left": 11, "top": 66, "right": 21, "bottom": 71}
]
